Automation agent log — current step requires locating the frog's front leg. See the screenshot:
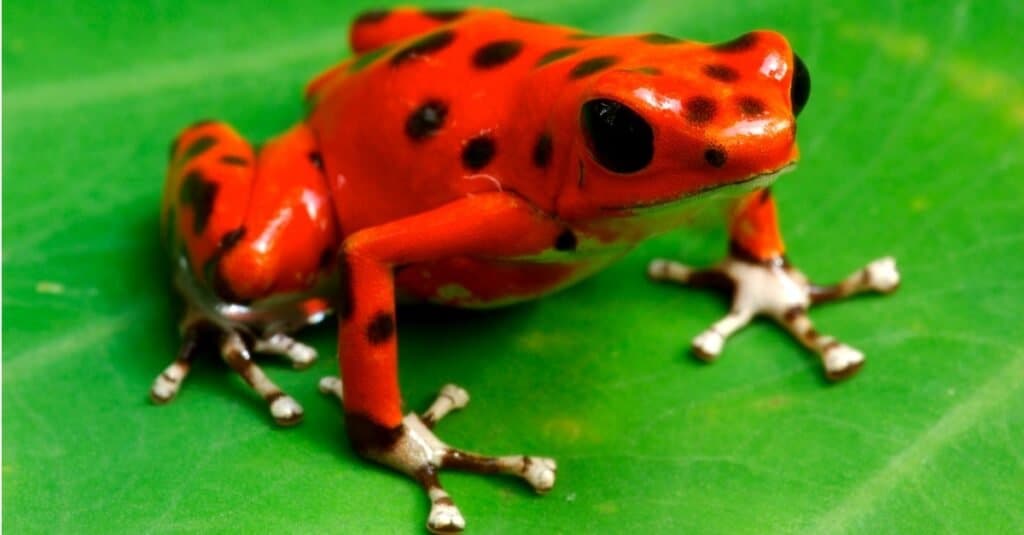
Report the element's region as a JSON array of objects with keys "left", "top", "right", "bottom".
[
  {"left": 326, "top": 192, "right": 561, "bottom": 534},
  {"left": 648, "top": 189, "right": 900, "bottom": 380}
]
